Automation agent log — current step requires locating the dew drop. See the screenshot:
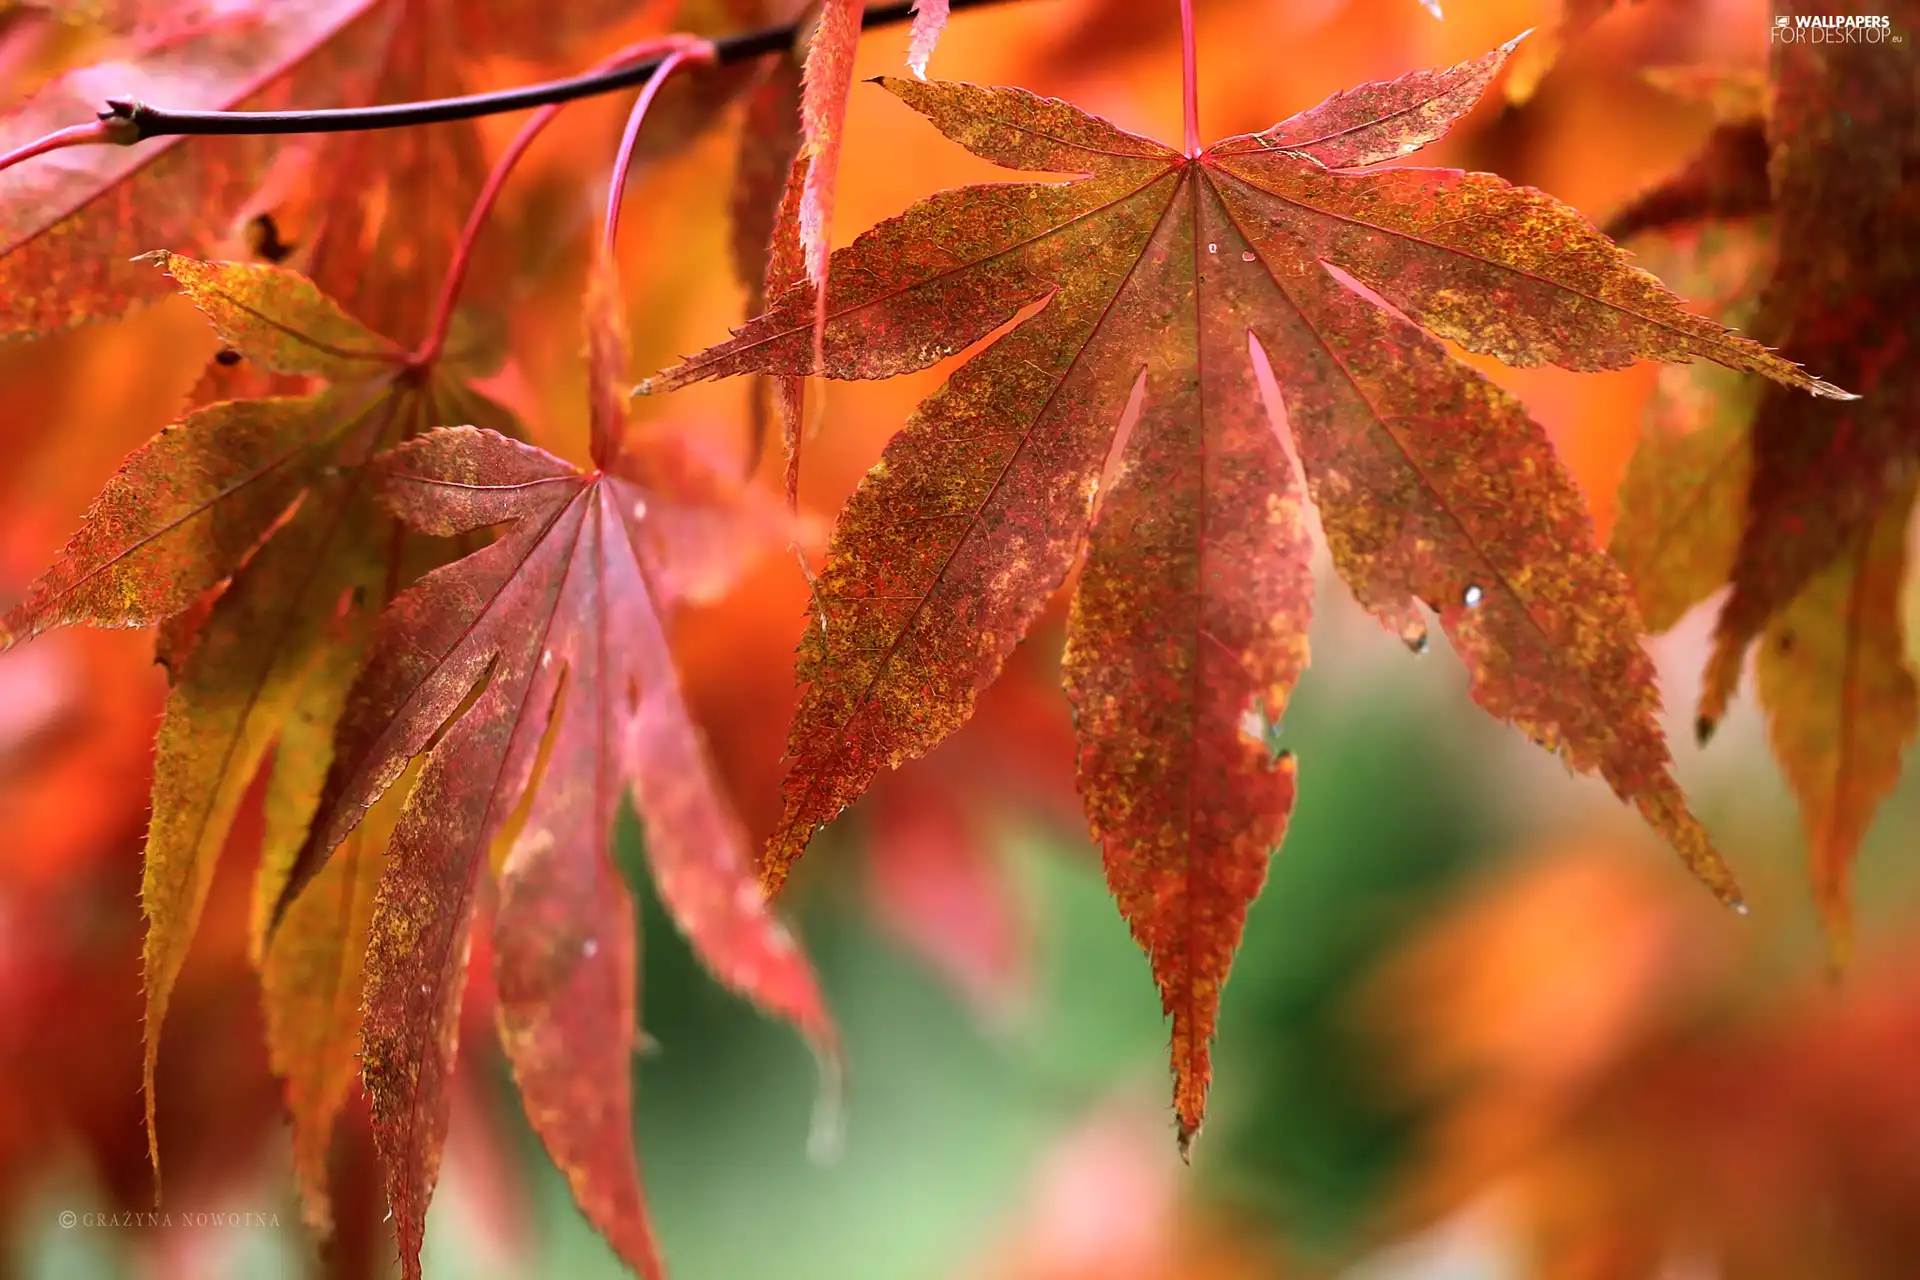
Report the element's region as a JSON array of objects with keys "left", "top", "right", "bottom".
[
  {"left": 1241, "top": 251, "right": 1256, "bottom": 262},
  {"left": 631, "top": 498, "right": 648, "bottom": 520},
  {"left": 632, "top": 377, "right": 654, "bottom": 397},
  {"left": 1462, "top": 583, "right": 1484, "bottom": 608},
  {"left": 582, "top": 938, "right": 599, "bottom": 958},
  {"left": 1207, "top": 242, "right": 1218, "bottom": 254},
  {"left": 1406, "top": 627, "right": 1430, "bottom": 655},
  {"left": 541, "top": 648, "right": 552, "bottom": 669}
]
